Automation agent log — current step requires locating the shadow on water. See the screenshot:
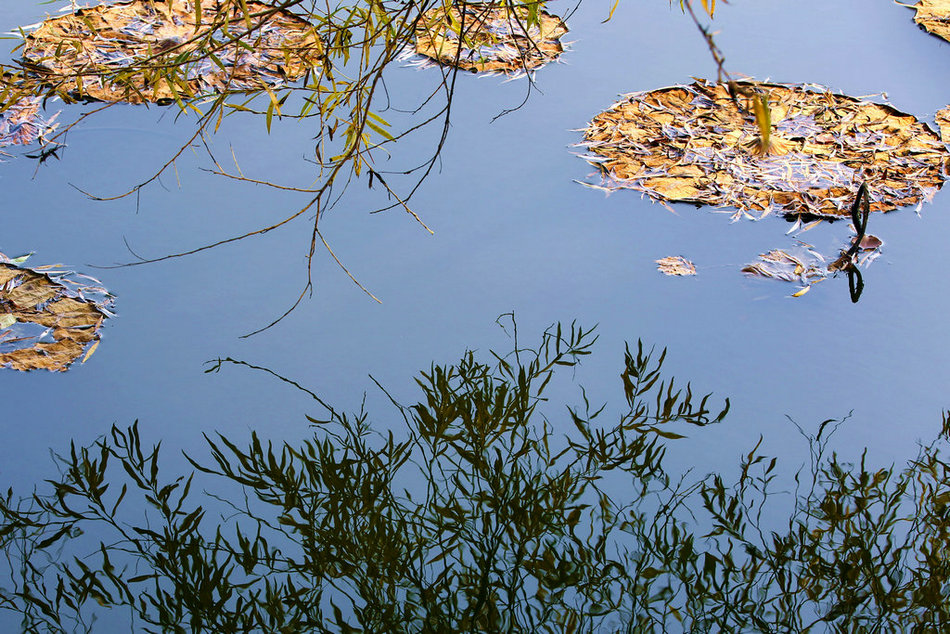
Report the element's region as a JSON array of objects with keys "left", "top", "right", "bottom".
[{"left": 1, "top": 320, "right": 949, "bottom": 632}]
